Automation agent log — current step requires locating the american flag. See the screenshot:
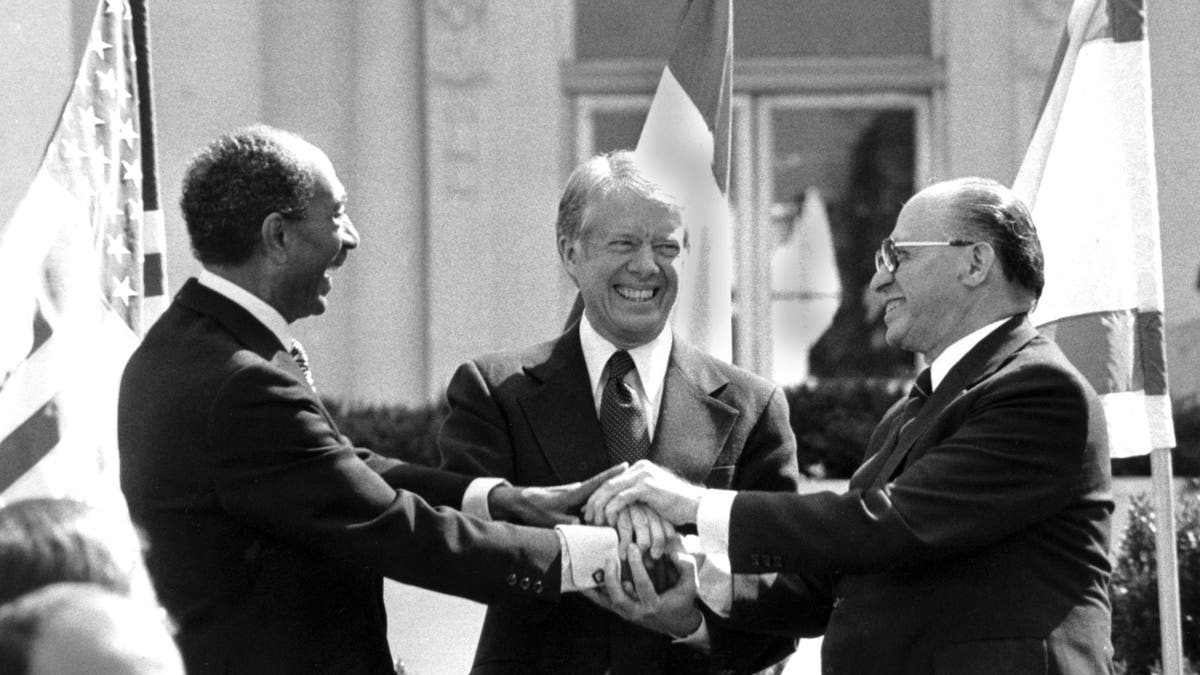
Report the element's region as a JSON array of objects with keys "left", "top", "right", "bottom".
[{"left": 0, "top": 0, "right": 166, "bottom": 505}]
